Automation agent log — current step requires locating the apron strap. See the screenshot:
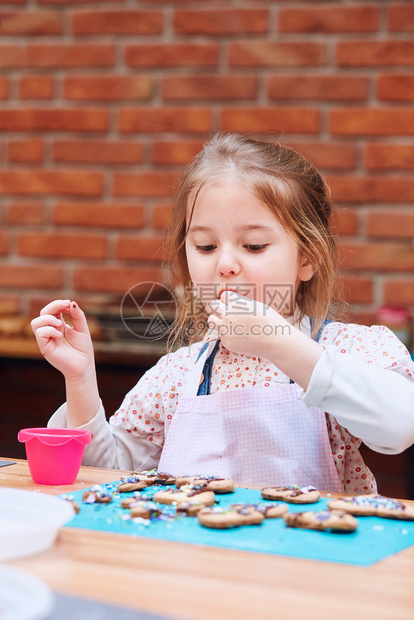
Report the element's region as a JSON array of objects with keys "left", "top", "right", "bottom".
[{"left": 196, "top": 340, "right": 220, "bottom": 396}]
